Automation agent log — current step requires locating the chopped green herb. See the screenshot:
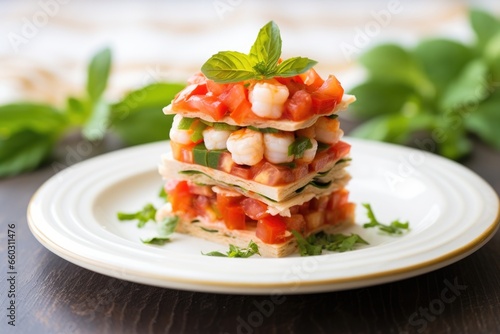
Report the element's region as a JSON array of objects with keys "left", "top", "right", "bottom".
[
  {"left": 117, "top": 203, "right": 157, "bottom": 228},
  {"left": 292, "top": 230, "right": 368, "bottom": 256},
  {"left": 327, "top": 114, "right": 339, "bottom": 119},
  {"left": 141, "top": 236, "right": 171, "bottom": 245},
  {"left": 248, "top": 126, "right": 280, "bottom": 133},
  {"left": 335, "top": 158, "right": 352, "bottom": 165},
  {"left": 141, "top": 215, "right": 179, "bottom": 245},
  {"left": 213, "top": 123, "right": 240, "bottom": 131},
  {"left": 200, "top": 227, "right": 219, "bottom": 233},
  {"left": 158, "top": 186, "right": 167, "bottom": 200},
  {"left": 288, "top": 136, "right": 312, "bottom": 158},
  {"left": 362, "top": 203, "right": 409, "bottom": 234},
  {"left": 316, "top": 142, "right": 330, "bottom": 152},
  {"left": 202, "top": 240, "right": 261, "bottom": 258}
]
